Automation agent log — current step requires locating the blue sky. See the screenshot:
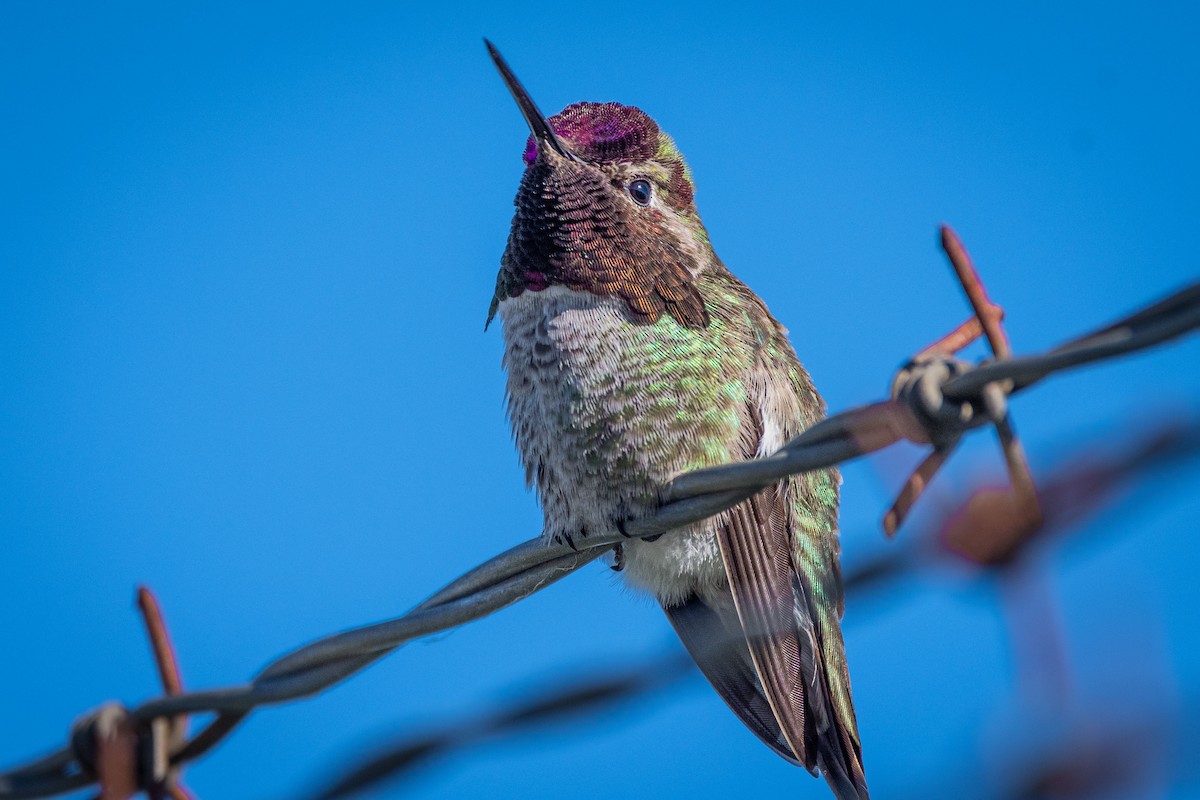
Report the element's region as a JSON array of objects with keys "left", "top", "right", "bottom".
[{"left": 2, "top": 2, "right": 1198, "bottom": 798}]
